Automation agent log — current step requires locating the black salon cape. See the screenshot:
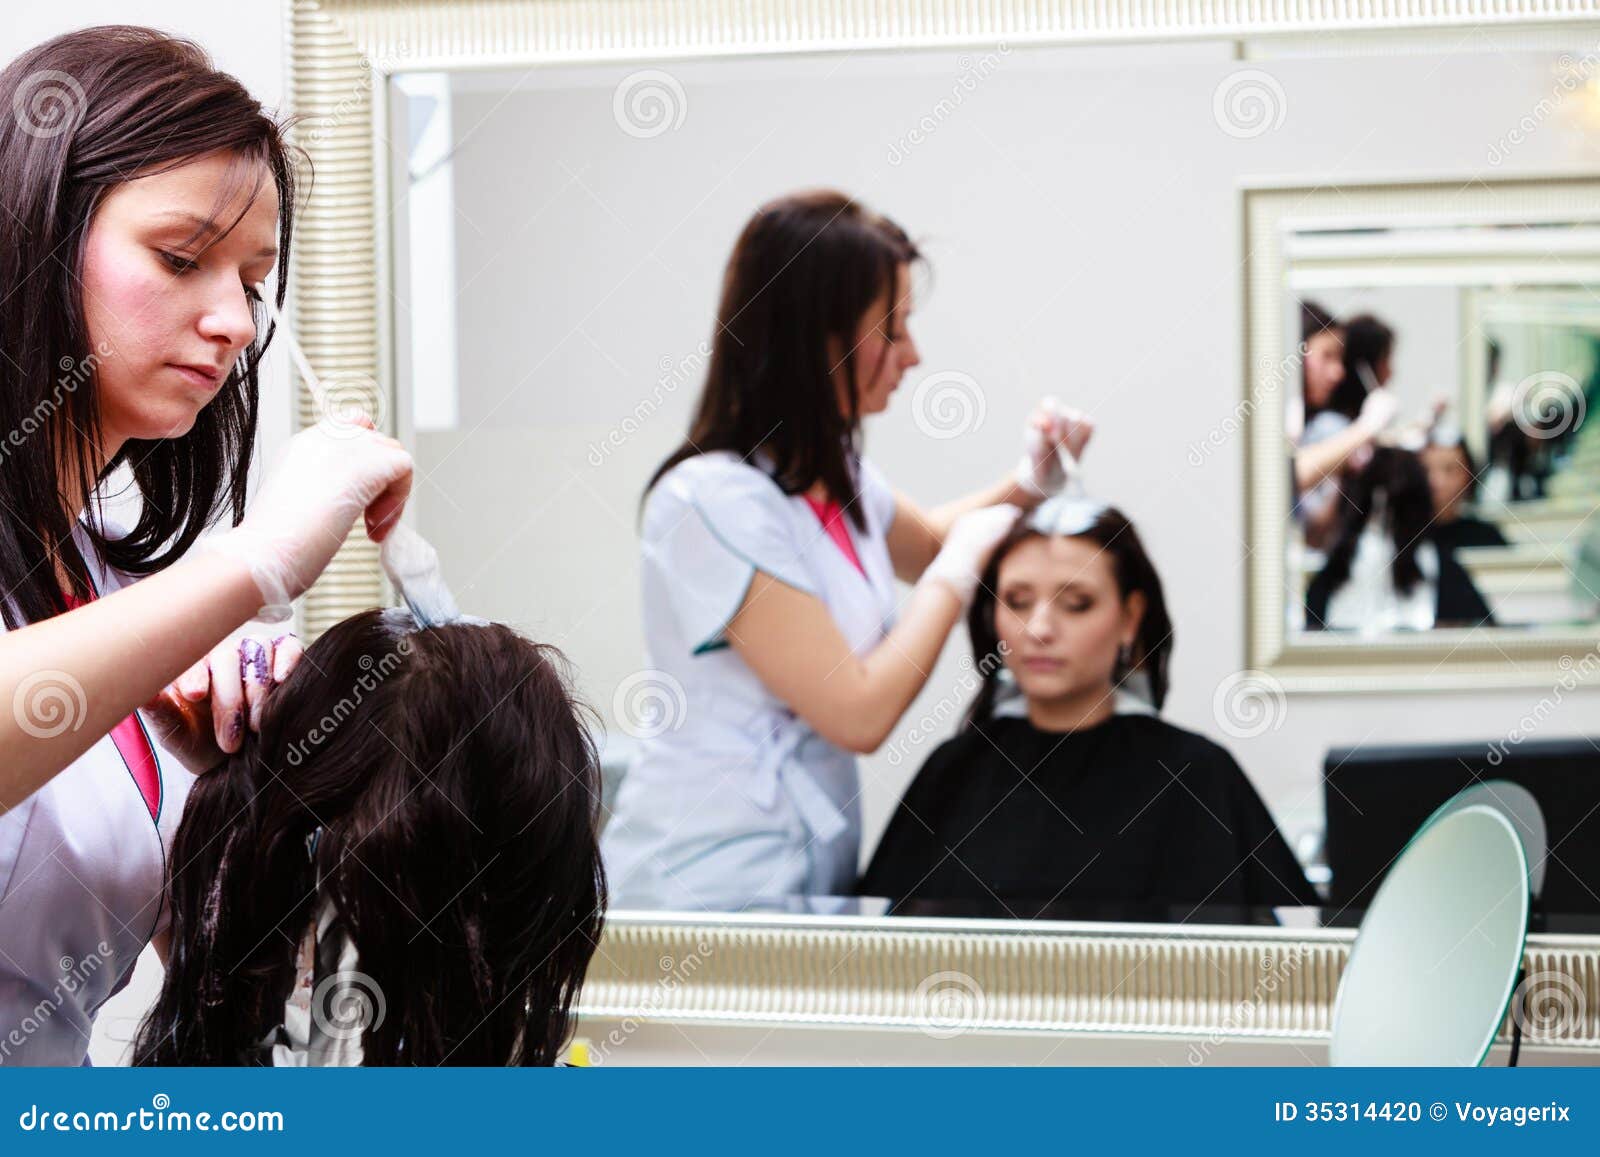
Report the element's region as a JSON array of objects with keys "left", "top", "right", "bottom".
[{"left": 859, "top": 713, "right": 1317, "bottom": 909}]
